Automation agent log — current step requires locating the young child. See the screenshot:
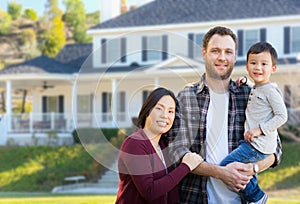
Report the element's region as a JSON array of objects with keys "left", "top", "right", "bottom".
[{"left": 220, "top": 42, "right": 288, "bottom": 204}]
